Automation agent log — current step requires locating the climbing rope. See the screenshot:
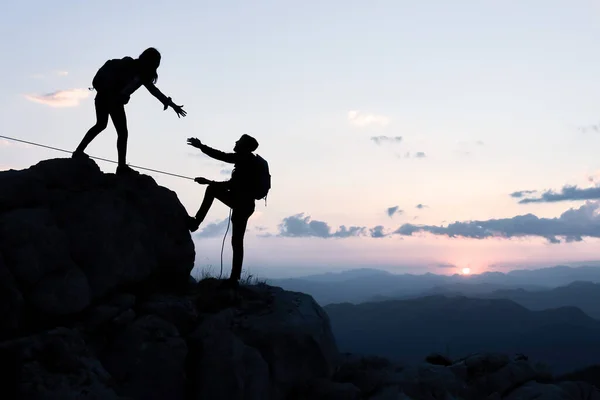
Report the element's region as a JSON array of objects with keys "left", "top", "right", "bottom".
[
  {"left": 0, "top": 134, "right": 195, "bottom": 181},
  {"left": 220, "top": 208, "right": 233, "bottom": 279},
  {"left": 1, "top": 133, "right": 237, "bottom": 279}
]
